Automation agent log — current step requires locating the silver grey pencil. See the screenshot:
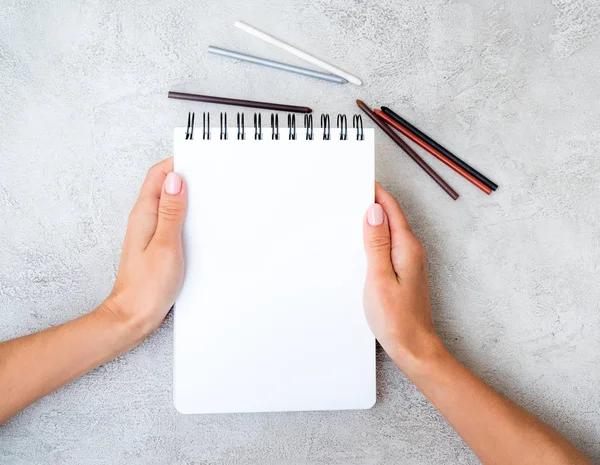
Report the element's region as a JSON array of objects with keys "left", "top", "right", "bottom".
[{"left": 208, "top": 46, "right": 347, "bottom": 84}]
